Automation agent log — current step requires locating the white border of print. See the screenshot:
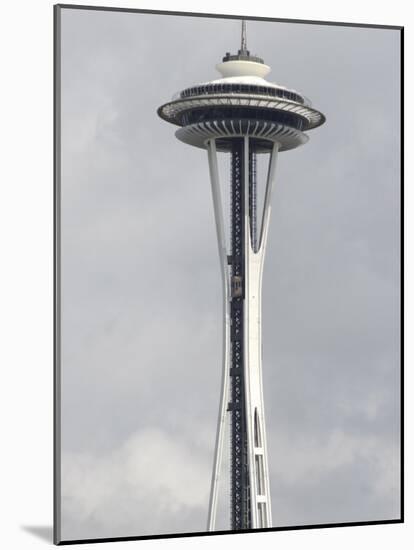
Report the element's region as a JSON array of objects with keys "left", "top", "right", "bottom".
[{"left": 0, "top": 1, "right": 408, "bottom": 549}]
